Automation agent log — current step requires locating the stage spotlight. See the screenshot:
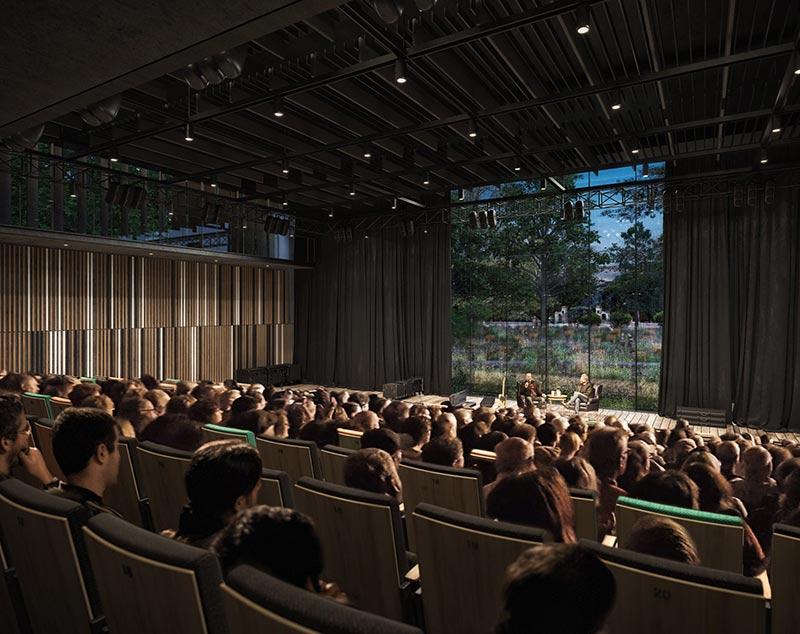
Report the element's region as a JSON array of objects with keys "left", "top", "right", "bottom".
[
  {"left": 273, "top": 98, "right": 285, "bottom": 117},
  {"left": 631, "top": 148, "right": 640, "bottom": 155},
  {"left": 391, "top": 197, "right": 398, "bottom": 210},
  {"left": 610, "top": 91, "right": 622, "bottom": 111},
  {"left": 394, "top": 57, "right": 408, "bottom": 84},
  {"left": 422, "top": 172, "right": 431, "bottom": 185},
  {"left": 478, "top": 210, "right": 488, "bottom": 229},
  {"left": 513, "top": 159, "right": 521, "bottom": 172},
  {"left": 468, "top": 211, "right": 479, "bottom": 230},
  {"left": 184, "top": 123, "right": 194, "bottom": 142},
  {"left": 468, "top": 118, "right": 478, "bottom": 138},
  {"left": 759, "top": 151, "right": 768, "bottom": 165},
  {"left": 281, "top": 159, "right": 289, "bottom": 174},
  {"left": 349, "top": 183, "right": 356, "bottom": 196},
  {"left": 68, "top": 181, "right": 77, "bottom": 198}
]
